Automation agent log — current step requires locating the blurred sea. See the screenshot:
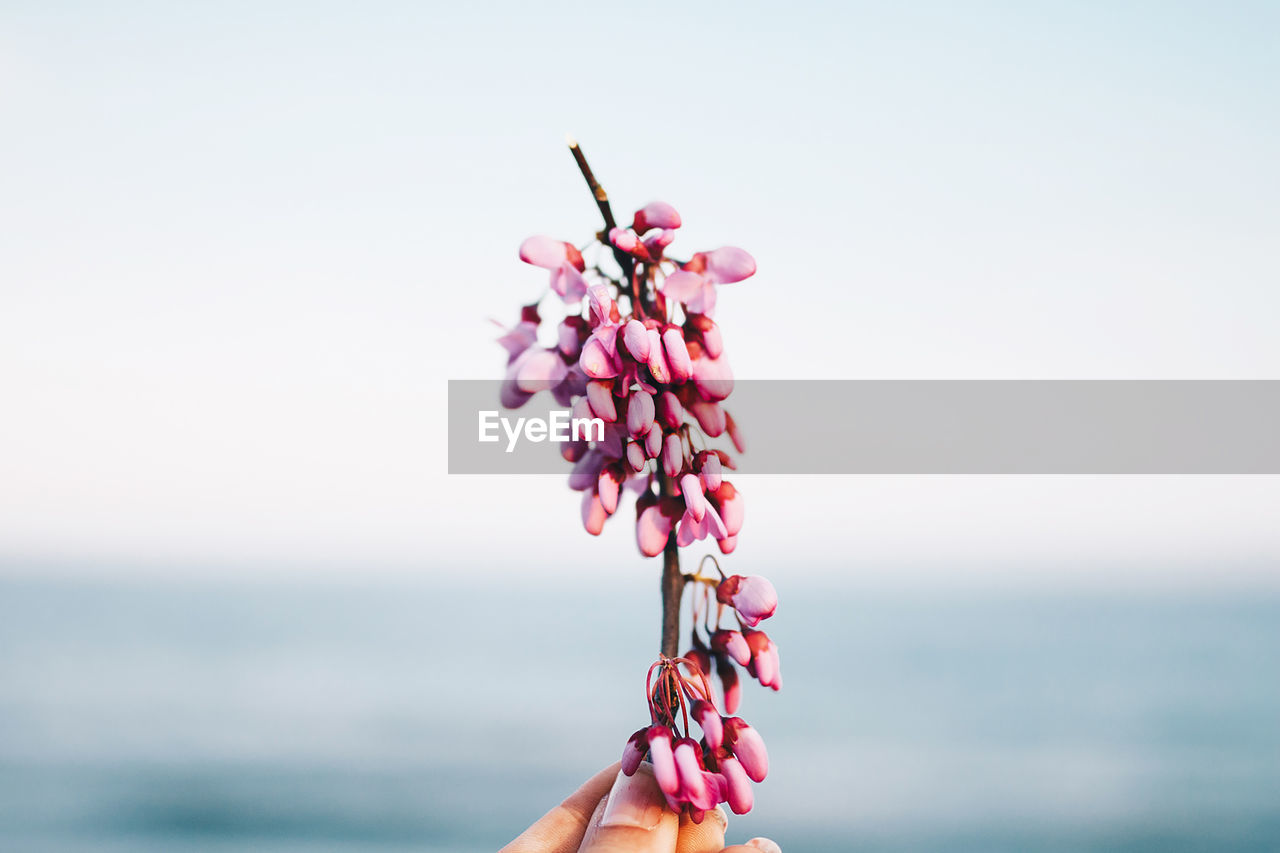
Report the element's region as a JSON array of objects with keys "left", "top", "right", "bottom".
[{"left": 1, "top": 573, "right": 1278, "bottom": 852}]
